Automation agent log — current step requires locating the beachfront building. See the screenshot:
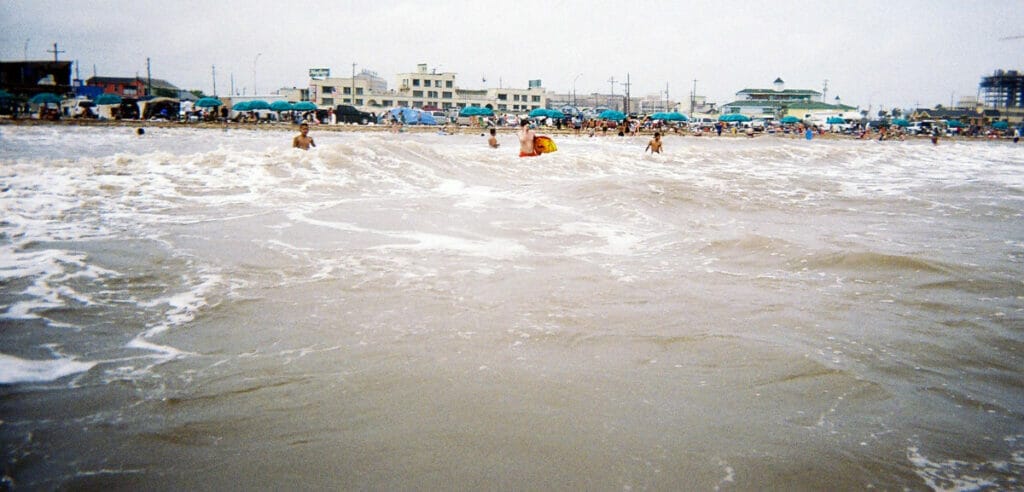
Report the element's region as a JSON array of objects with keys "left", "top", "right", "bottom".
[
  {"left": 720, "top": 77, "right": 856, "bottom": 121},
  {"left": 979, "top": 69, "right": 1024, "bottom": 124},
  {"left": 86, "top": 76, "right": 183, "bottom": 99},
  {"left": 0, "top": 60, "right": 73, "bottom": 97},
  {"left": 307, "top": 63, "right": 548, "bottom": 114}
]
